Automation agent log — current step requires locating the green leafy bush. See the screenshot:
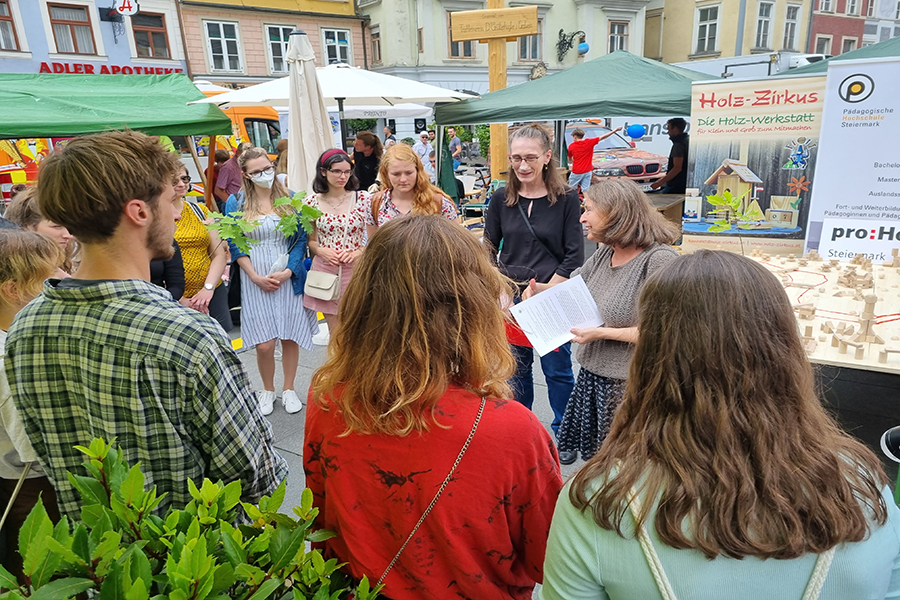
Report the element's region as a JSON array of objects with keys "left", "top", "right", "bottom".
[
  {"left": 346, "top": 119, "right": 377, "bottom": 134},
  {"left": 0, "top": 438, "right": 379, "bottom": 600},
  {"left": 208, "top": 192, "right": 322, "bottom": 255},
  {"left": 474, "top": 125, "right": 491, "bottom": 159}
]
